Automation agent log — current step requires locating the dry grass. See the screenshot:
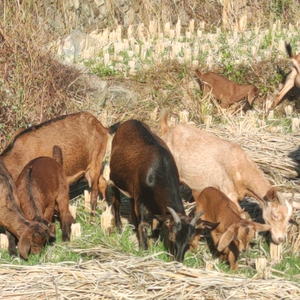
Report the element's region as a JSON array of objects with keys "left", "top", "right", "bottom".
[
  {"left": 0, "top": 245, "right": 300, "bottom": 300},
  {"left": 0, "top": 4, "right": 90, "bottom": 147}
]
